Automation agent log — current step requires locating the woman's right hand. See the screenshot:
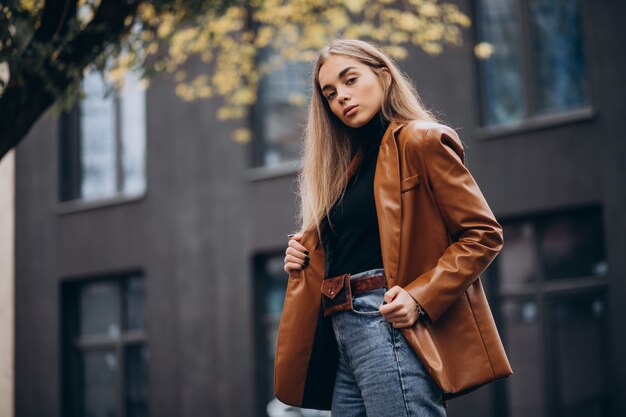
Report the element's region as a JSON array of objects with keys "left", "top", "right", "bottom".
[{"left": 284, "top": 232, "right": 310, "bottom": 273}]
